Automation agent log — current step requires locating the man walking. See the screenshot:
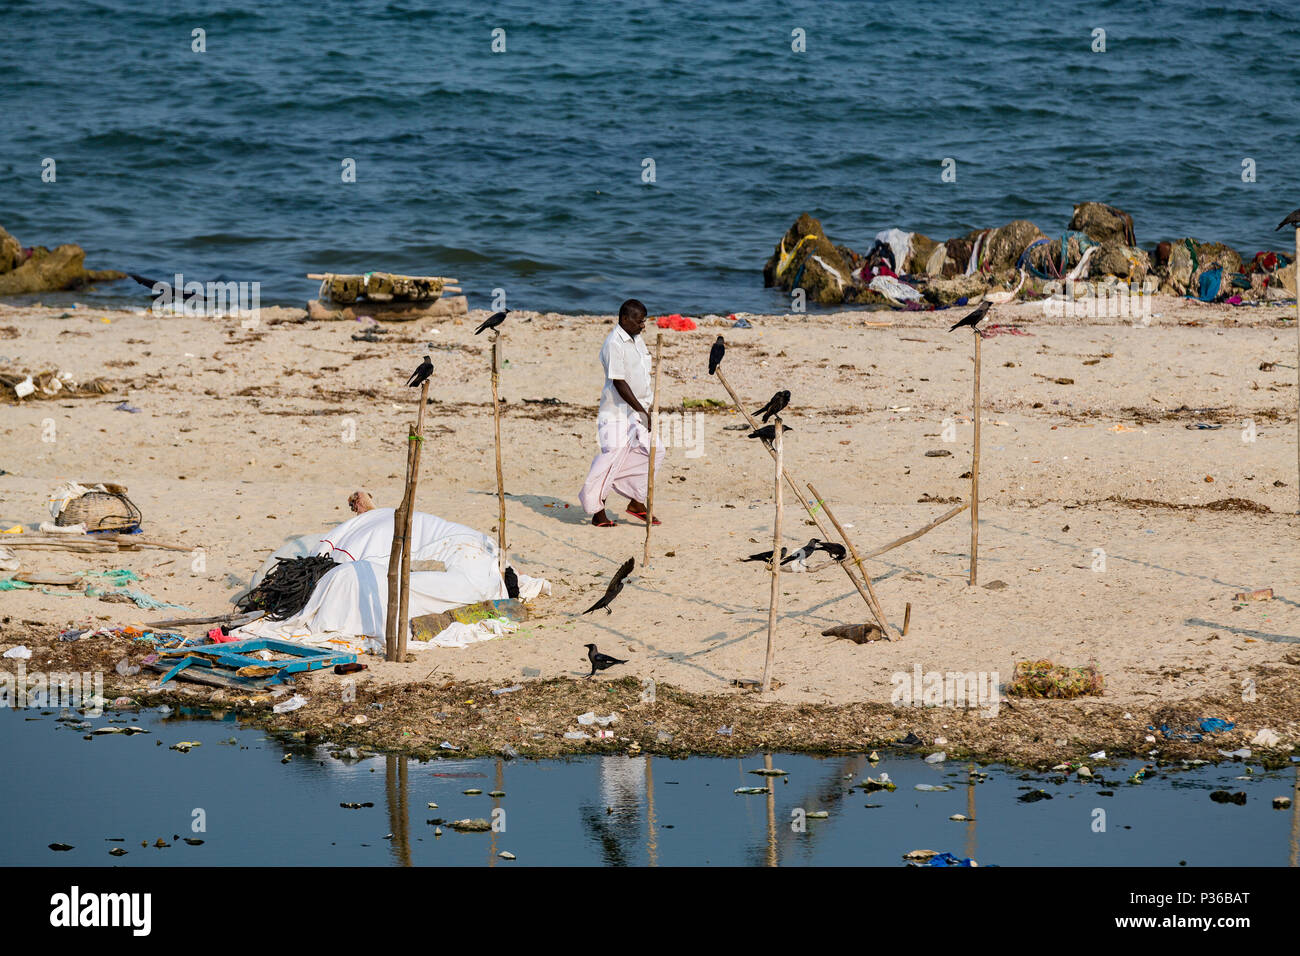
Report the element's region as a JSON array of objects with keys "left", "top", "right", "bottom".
[{"left": 579, "top": 298, "right": 665, "bottom": 527}]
